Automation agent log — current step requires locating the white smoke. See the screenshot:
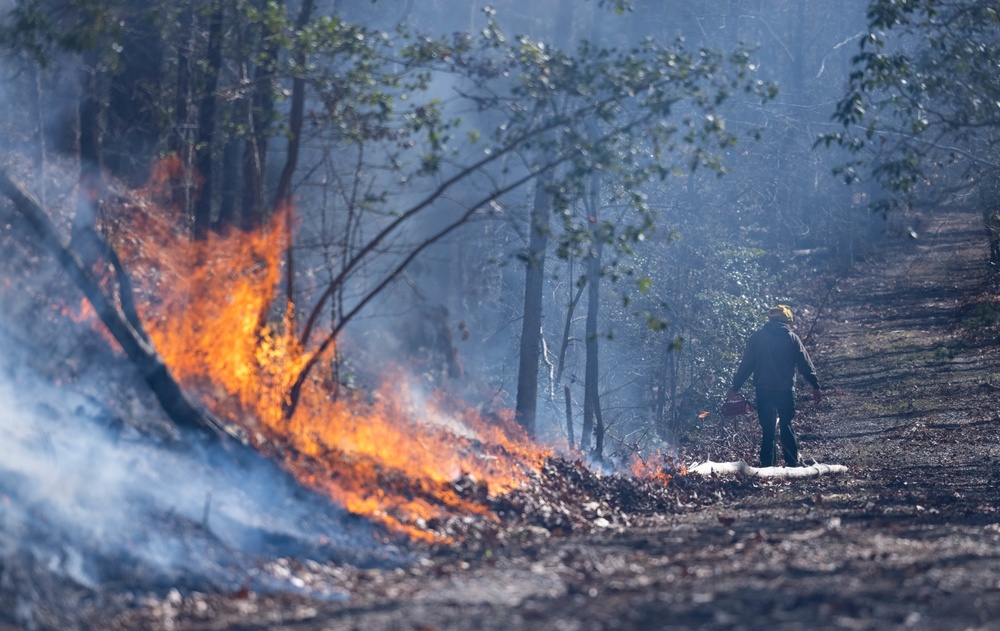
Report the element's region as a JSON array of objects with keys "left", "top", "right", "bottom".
[{"left": 0, "top": 307, "right": 397, "bottom": 600}]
